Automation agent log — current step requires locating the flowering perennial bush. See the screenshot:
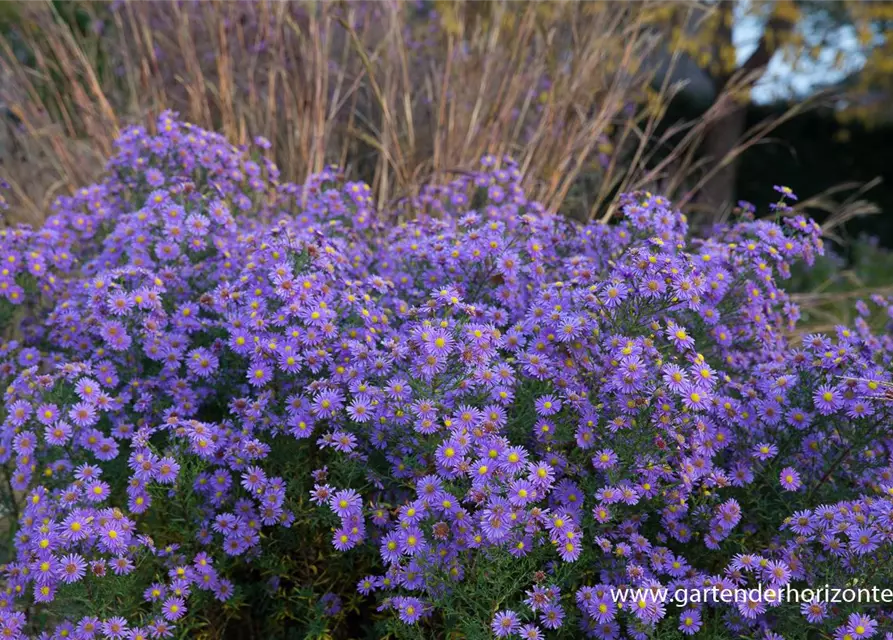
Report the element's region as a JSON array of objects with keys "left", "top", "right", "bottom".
[{"left": 0, "top": 113, "right": 891, "bottom": 639}]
